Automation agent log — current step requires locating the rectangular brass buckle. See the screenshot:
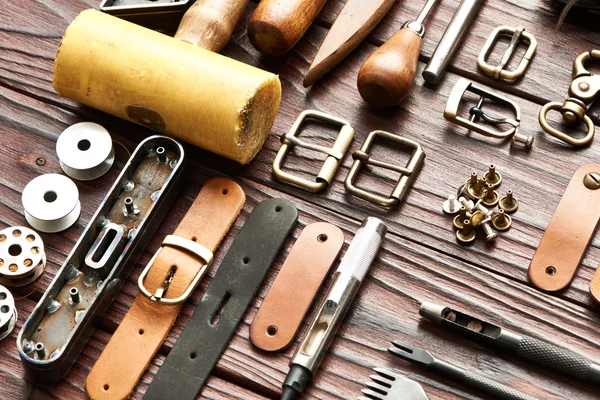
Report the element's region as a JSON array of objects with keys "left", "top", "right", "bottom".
[
  {"left": 478, "top": 26, "right": 537, "bottom": 80},
  {"left": 444, "top": 78, "right": 521, "bottom": 140},
  {"left": 344, "top": 131, "right": 425, "bottom": 207},
  {"left": 138, "top": 235, "right": 213, "bottom": 305},
  {"left": 273, "top": 110, "right": 354, "bottom": 192}
]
